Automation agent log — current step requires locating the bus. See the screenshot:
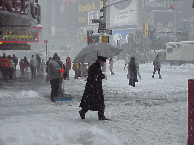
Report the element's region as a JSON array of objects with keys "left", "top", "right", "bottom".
[{"left": 166, "top": 41, "right": 194, "bottom": 65}]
